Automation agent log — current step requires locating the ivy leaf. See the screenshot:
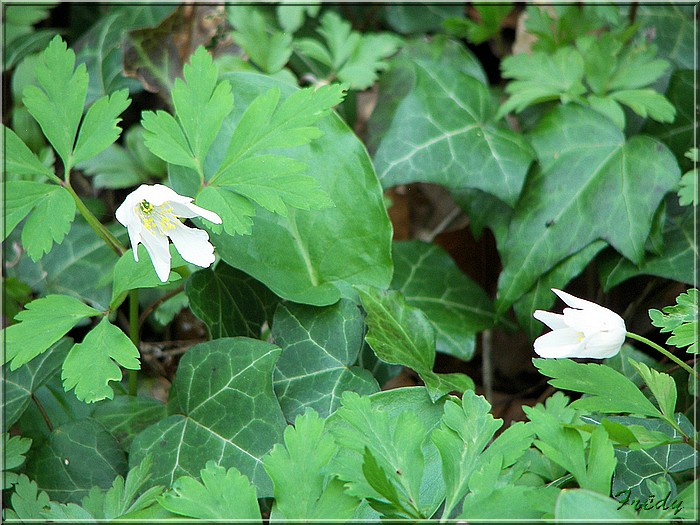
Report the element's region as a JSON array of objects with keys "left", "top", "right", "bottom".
[
  {"left": 142, "top": 46, "right": 233, "bottom": 174},
  {"left": 71, "top": 89, "right": 131, "bottom": 166},
  {"left": 129, "top": 338, "right": 286, "bottom": 497},
  {"left": 7, "top": 475, "right": 50, "bottom": 520},
  {"left": 357, "top": 286, "right": 474, "bottom": 401},
  {"left": 2, "top": 294, "right": 100, "bottom": 370},
  {"left": 497, "top": 47, "right": 586, "bottom": 117},
  {"left": 2, "top": 180, "right": 56, "bottom": 240},
  {"left": 272, "top": 300, "right": 379, "bottom": 421},
  {"left": 263, "top": 410, "right": 360, "bottom": 520},
  {"left": 61, "top": 317, "right": 141, "bottom": 403},
  {"left": 92, "top": 396, "right": 168, "bottom": 451},
  {"left": 649, "top": 288, "right": 698, "bottom": 354},
  {"left": 21, "top": 185, "right": 76, "bottom": 261},
  {"left": 158, "top": 461, "right": 261, "bottom": 521},
  {"left": 229, "top": 5, "right": 292, "bottom": 74},
  {"left": 534, "top": 358, "right": 663, "bottom": 418},
  {"left": 186, "top": 262, "right": 278, "bottom": 339},
  {"left": 3, "top": 434, "right": 32, "bottom": 489},
  {"left": 22, "top": 36, "right": 88, "bottom": 169},
  {"left": 496, "top": 105, "right": 680, "bottom": 313},
  {"left": 3, "top": 125, "right": 54, "bottom": 179},
  {"left": 392, "top": 240, "right": 496, "bottom": 360}
]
